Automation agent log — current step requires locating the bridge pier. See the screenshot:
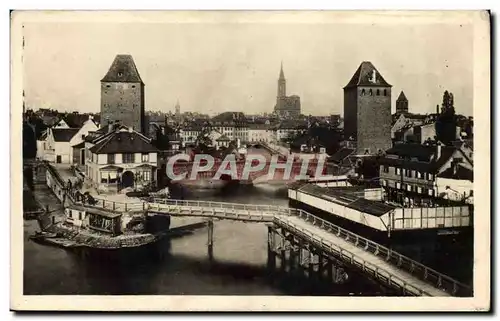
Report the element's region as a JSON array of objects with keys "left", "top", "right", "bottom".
[
  {"left": 207, "top": 219, "right": 214, "bottom": 260},
  {"left": 267, "top": 225, "right": 276, "bottom": 272}
]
